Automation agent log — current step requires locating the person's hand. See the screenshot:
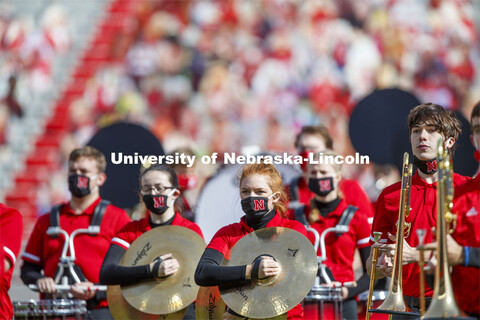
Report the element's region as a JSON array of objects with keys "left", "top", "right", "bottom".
[
  {"left": 423, "top": 234, "right": 463, "bottom": 267},
  {"left": 257, "top": 256, "right": 280, "bottom": 279},
  {"left": 387, "top": 232, "right": 418, "bottom": 264},
  {"left": 149, "top": 253, "right": 179, "bottom": 278},
  {"left": 373, "top": 252, "right": 394, "bottom": 278},
  {"left": 36, "top": 277, "right": 56, "bottom": 294},
  {"left": 70, "top": 282, "right": 96, "bottom": 300}
]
